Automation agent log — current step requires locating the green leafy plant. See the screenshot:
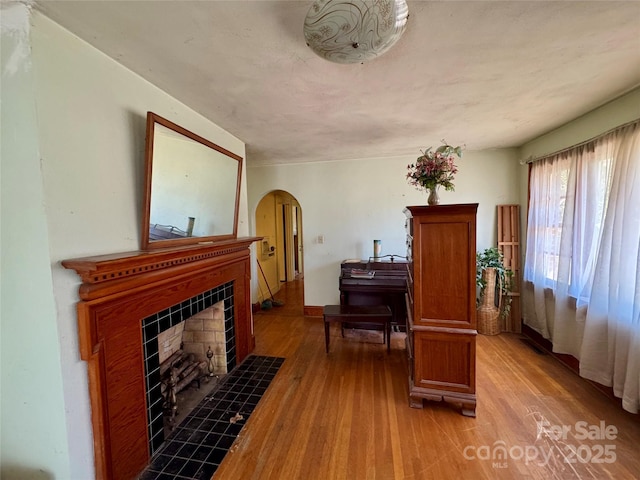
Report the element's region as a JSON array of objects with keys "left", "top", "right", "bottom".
[
  {"left": 476, "top": 247, "right": 514, "bottom": 319},
  {"left": 406, "top": 142, "right": 463, "bottom": 192}
]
